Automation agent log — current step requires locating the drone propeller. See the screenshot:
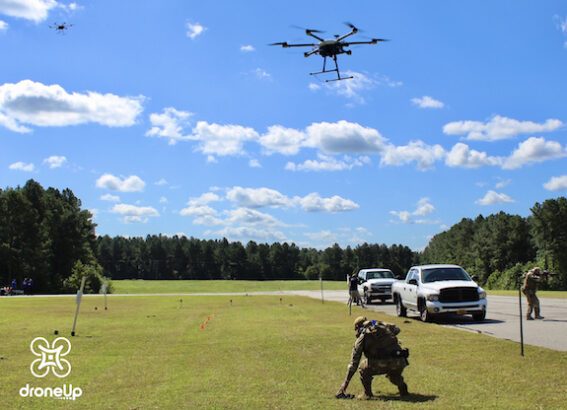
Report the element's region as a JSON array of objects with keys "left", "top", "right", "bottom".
[
  {"left": 343, "top": 22, "right": 360, "bottom": 32},
  {"left": 290, "top": 25, "right": 325, "bottom": 34},
  {"left": 269, "top": 42, "right": 288, "bottom": 46}
]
